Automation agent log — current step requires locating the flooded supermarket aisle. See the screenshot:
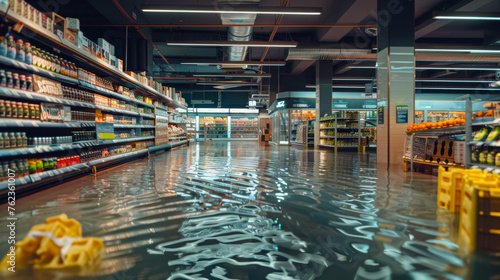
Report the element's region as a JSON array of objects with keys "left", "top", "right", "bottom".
[{"left": 1, "top": 142, "right": 499, "bottom": 280}]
